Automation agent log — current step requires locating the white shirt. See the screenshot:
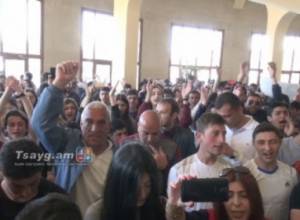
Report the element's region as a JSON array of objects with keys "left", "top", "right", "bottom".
[
  {"left": 226, "top": 116, "right": 258, "bottom": 163},
  {"left": 168, "top": 154, "right": 231, "bottom": 211},
  {"left": 71, "top": 142, "right": 113, "bottom": 215},
  {"left": 245, "top": 159, "right": 298, "bottom": 220}
]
